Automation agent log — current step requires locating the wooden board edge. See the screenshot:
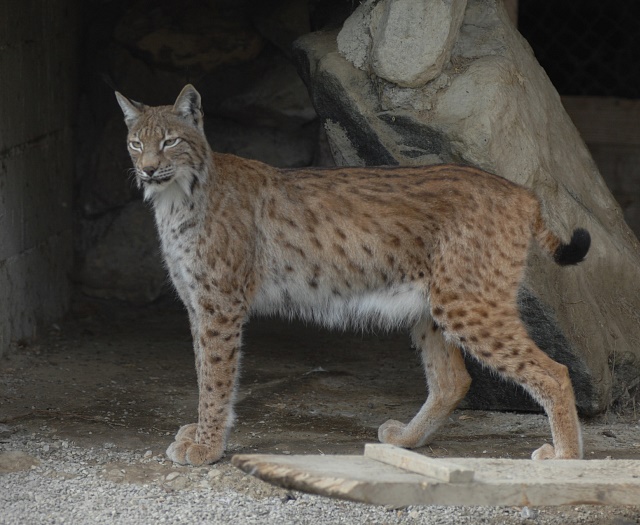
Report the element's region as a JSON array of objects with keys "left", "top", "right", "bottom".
[
  {"left": 364, "top": 444, "right": 475, "bottom": 483},
  {"left": 231, "top": 453, "right": 426, "bottom": 506}
]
